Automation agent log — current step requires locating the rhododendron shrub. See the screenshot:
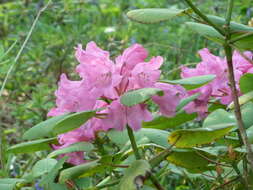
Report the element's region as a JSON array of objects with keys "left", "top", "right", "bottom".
[{"left": 5, "top": 2, "right": 253, "bottom": 190}]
